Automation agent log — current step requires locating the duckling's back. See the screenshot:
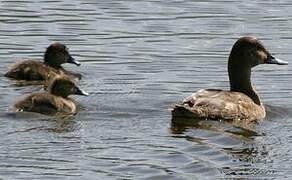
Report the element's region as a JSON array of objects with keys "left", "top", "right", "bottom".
[
  {"left": 5, "top": 60, "right": 58, "bottom": 81},
  {"left": 13, "top": 92, "right": 77, "bottom": 115},
  {"left": 13, "top": 92, "right": 59, "bottom": 115}
]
